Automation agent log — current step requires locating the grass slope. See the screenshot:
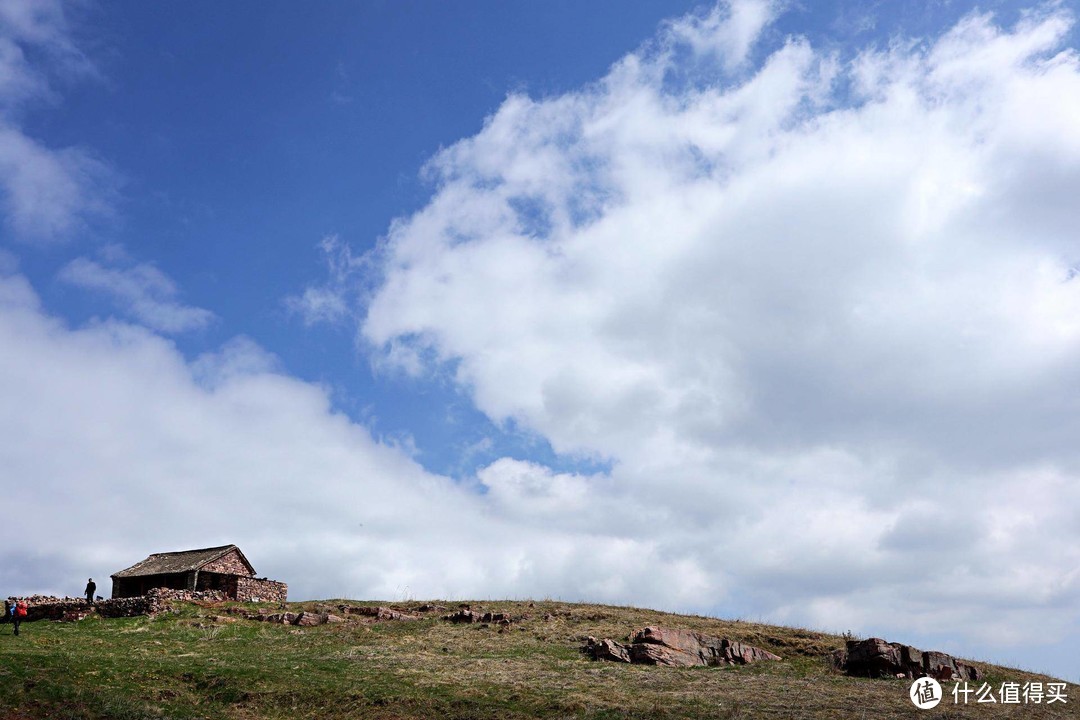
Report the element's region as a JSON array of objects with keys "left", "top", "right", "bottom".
[{"left": 0, "top": 599, "right": 1076, "bottom": 719}]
